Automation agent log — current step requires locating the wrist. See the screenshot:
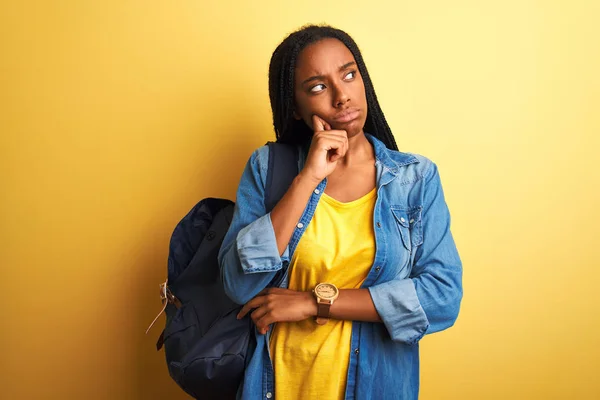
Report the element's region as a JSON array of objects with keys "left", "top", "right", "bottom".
[
  {"left": 305, "top": 291, "right": 318, "bottom": 317},
  {"left": 296, "top": 170, "right": 322, "bottom": 190}
]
